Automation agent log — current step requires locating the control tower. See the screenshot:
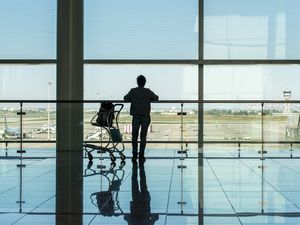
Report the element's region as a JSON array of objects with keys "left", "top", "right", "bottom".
[{"left": 283, "top": 90, "right": 292, "bottom": 113}]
